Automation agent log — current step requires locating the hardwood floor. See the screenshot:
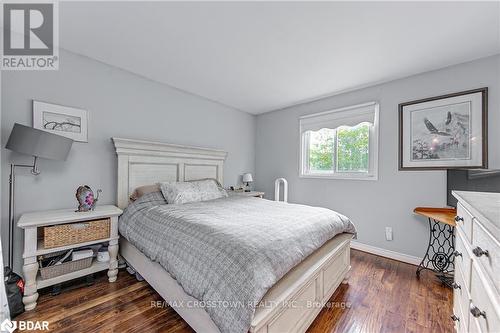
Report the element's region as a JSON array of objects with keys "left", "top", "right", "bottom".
[
  {"left": 307, "top": 250, "right": 453, "bottom": 333},
  {"left": 17, "top": 250, "right": 453, "bottom": 333}
]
